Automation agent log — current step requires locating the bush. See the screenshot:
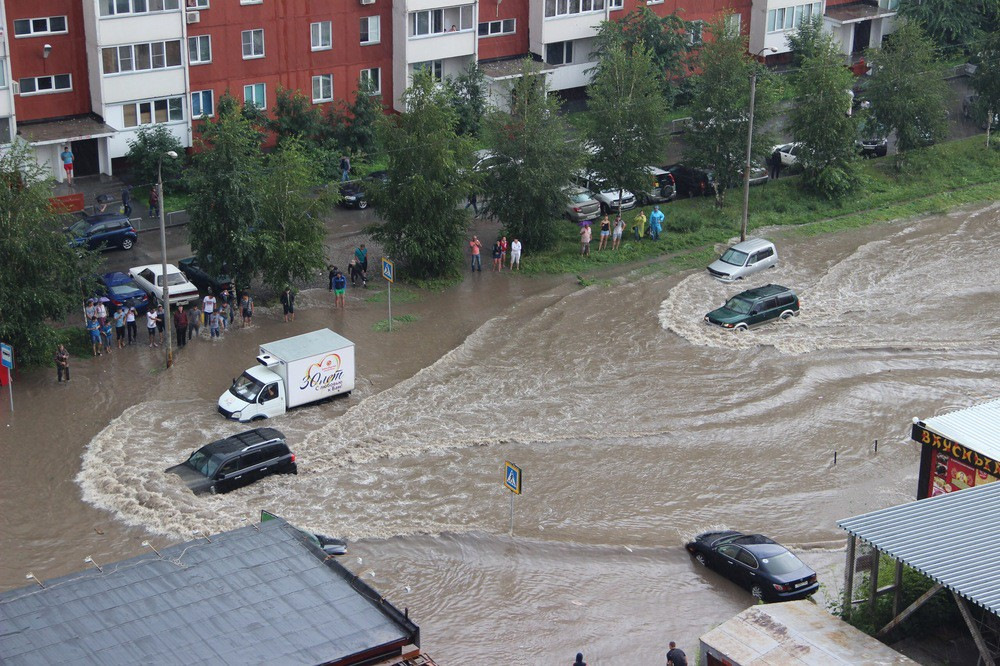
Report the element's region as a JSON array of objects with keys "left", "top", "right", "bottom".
[{"left": 124, "top": 125, "right": 186, "bottom": 193}]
